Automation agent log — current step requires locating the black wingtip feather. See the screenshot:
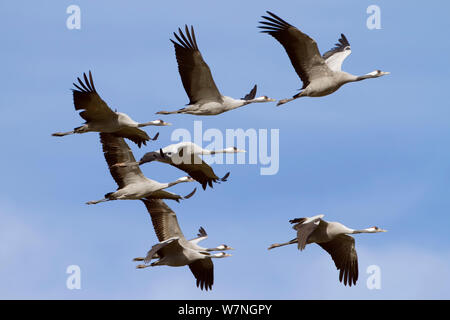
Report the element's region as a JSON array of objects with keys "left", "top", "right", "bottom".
[
  {"left": 220, "top": 172, "right": 230, "bottom": 182},
  {"left": 172, "top": 25, "right": 198, "bottom": 51},
  {"left": 197, "top": 226, "right": 207, "bottom": 238},
  {"left": 72, "top": 83, "right": 84, "bottom": 92},
  {"left": 266, "top": 11, "right": 291, "bottom": 25},
  {"left": 184, "top": 188, "right": 197, "bottom": 199},
  {"left": 242, "top": 85, "right": 257, "bottom": 100},
  {"left": 260, "top": 12, "right": 292, "bottom": 29},
  {"left": 190, "top": 25, "right": 198, "bottom": 50},
  {"left": 88, "top": 71, "right": 97, "bottom": 92},
  {"left": 322, "top": 34, "right": 351, "bottom": 60},
  {"left": 258, "top": 13, "right": 293, "bottom": 36},
  {"left": 77, "top": 77, "right": 89, "bottom": 91},
  {"left": 73, "top": 71, "right": 97, "bottom": 93},
  {"left": 289, "top": 218, "right": 306, "bottom": 224},
  {"left": 151, "top": 132, "right": 159, "bottom": 141},
  {"left": 83, "top": 73, "right": 92, "bottom": 91}
]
